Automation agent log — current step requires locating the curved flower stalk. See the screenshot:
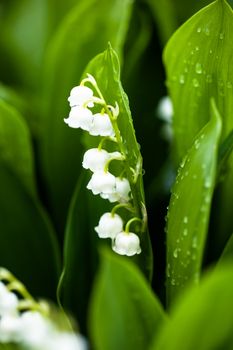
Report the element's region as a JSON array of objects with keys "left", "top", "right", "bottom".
[
  {"left": 0, "top": 268, "right": 86, "bottom": 349},
  {"left": 65, "top": 73, "right": 144, "bottom": 256}
]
